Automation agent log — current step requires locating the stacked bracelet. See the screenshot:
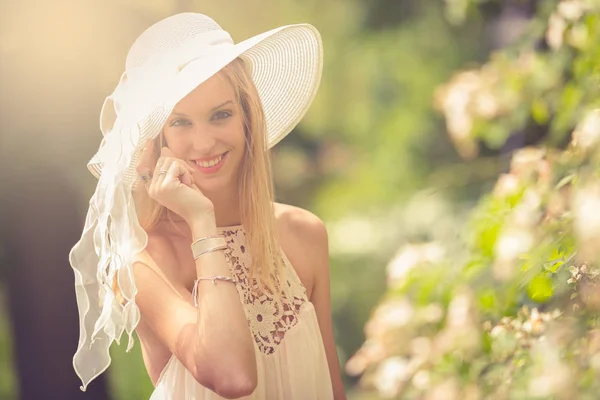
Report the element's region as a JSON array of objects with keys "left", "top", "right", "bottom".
[
  {"left": 190, "top": 235, "right": 237, "bottom": 307},
  {"left": 191, "top": 234, "right": 227, "bottom": 260},
  {"left": 191, "top": 275, "right": 238, "bottom": 307}
]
